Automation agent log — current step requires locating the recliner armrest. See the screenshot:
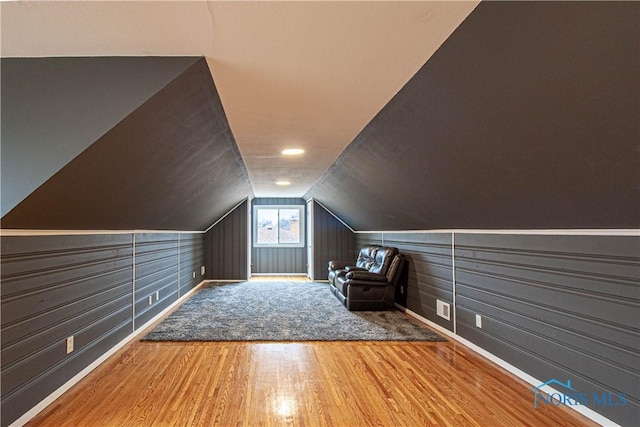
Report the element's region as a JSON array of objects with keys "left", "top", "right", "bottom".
[
  {"left": 328, "top": 260, "right": 350, "bottom": 270},
  {"left": 345, "top": 271, "right": 388, "bottom": 282},
  {"left": 344, "top": 266, "right": 368, "bottom": 272}
]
